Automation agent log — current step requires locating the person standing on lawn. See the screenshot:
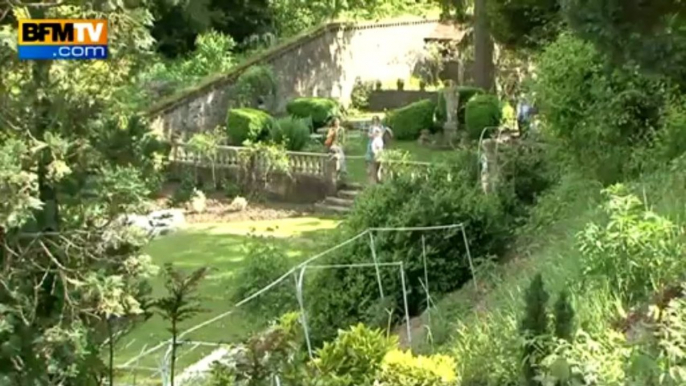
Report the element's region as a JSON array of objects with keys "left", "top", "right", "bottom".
[
  {"left": 325, "top": 117, "right": 347, "bottom": 178},
  {"left": 370, "top": 126, "right": 385, "bottom": 183}
]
